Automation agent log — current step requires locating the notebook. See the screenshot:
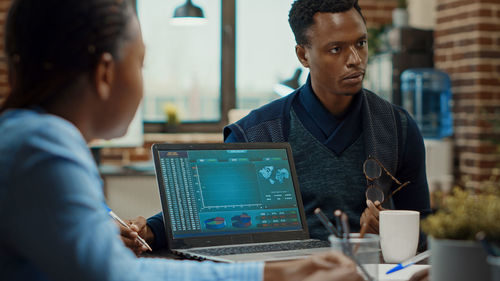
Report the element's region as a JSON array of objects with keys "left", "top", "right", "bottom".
[{"left": 151, "top": 142, "right": 330, "bottom": 262}]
